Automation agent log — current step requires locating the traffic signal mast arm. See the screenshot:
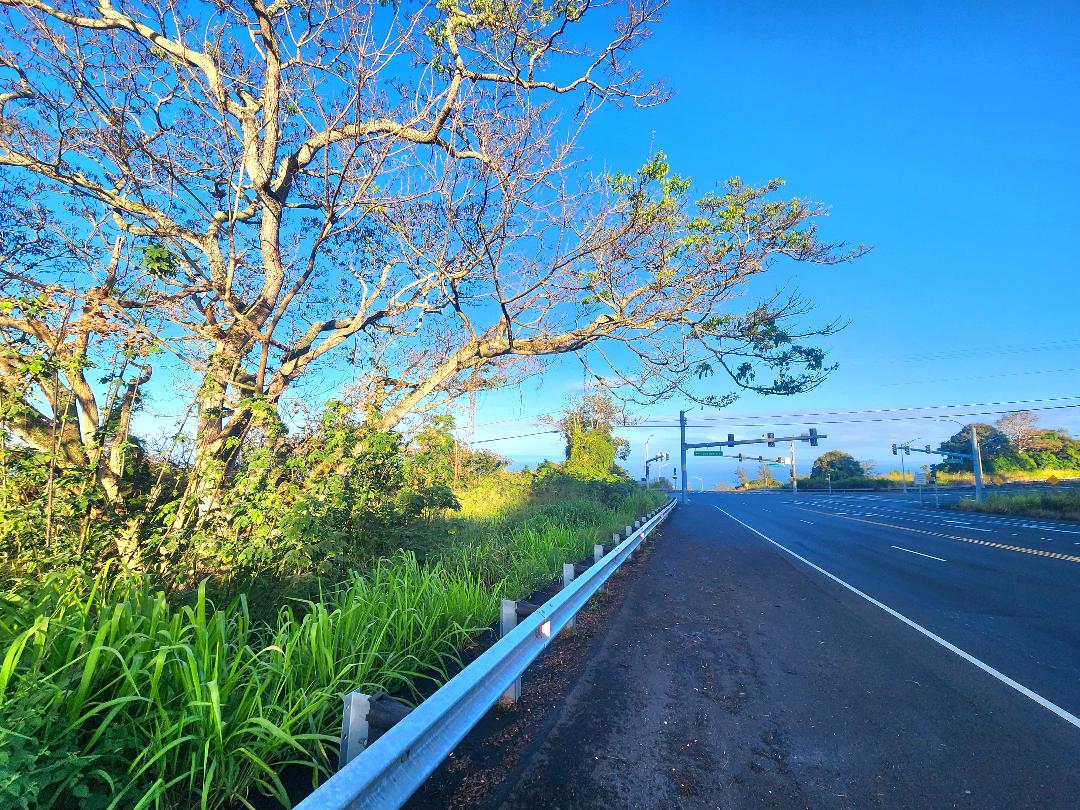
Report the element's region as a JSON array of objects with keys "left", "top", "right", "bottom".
[
  {"left": 677, "top": 415, "right": 826, "bottom": 503},
  {"left": 891, "top": 443, "right": 973, "bottom": 460},
  {"left": 685, "top": 429, "right": 825, "bottom": 450}
]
